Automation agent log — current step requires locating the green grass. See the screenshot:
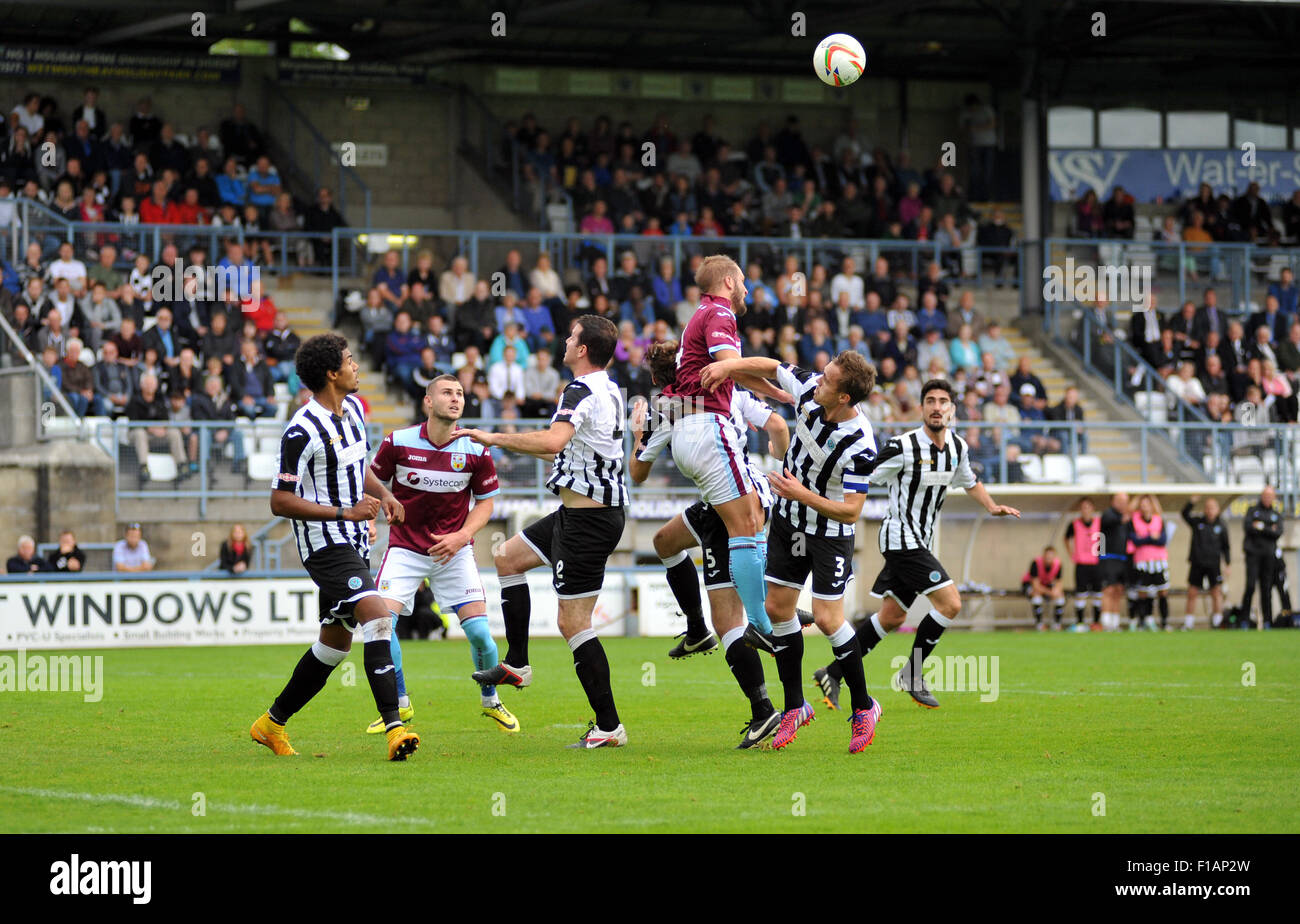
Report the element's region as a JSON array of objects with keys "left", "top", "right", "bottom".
[{"left": 2, "top": 631, "right": 1297, "bottom": 833}]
